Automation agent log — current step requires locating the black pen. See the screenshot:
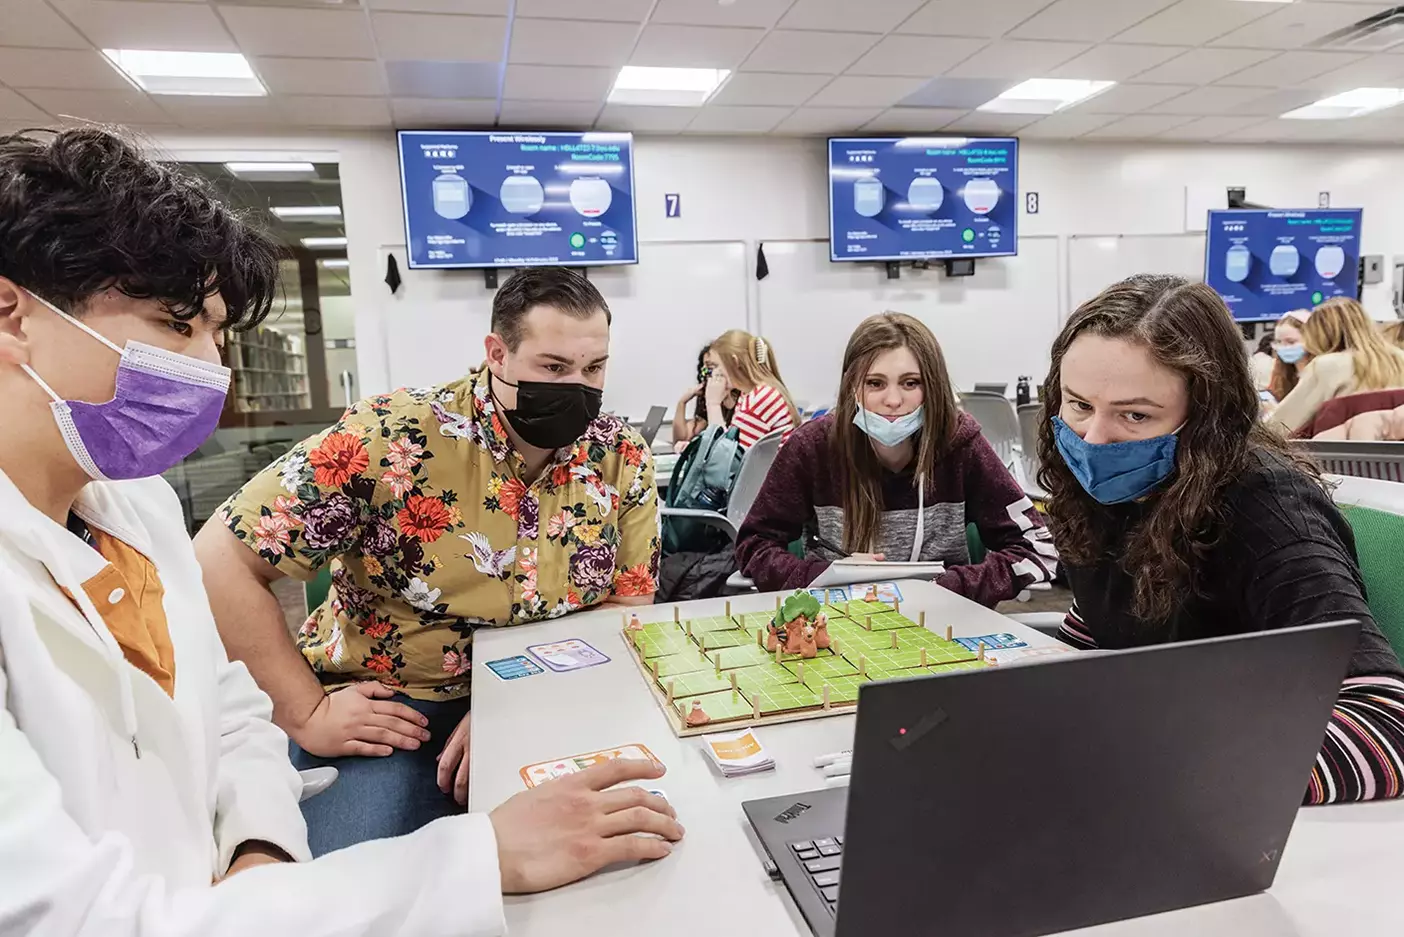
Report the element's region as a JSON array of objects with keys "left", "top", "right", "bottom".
[{"left": 808, "top": 533, "right": 851, "bottom": 558}]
